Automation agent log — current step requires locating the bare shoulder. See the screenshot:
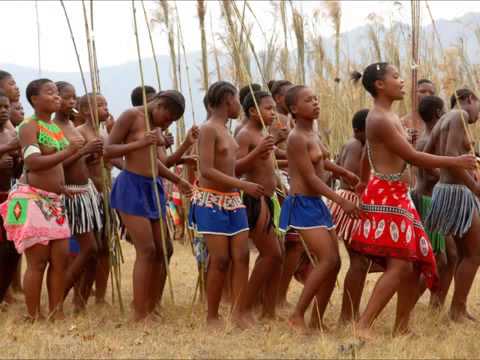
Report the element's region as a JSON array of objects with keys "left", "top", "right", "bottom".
[
  {"left": 199, "top": 121, "right": 218, "bottom": 139},
  {"left": 235, "top": 126, "right": 253, "bottom": 144},
  {"left": 287, "top": 129, "right": 307, "bottom": 150}
]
